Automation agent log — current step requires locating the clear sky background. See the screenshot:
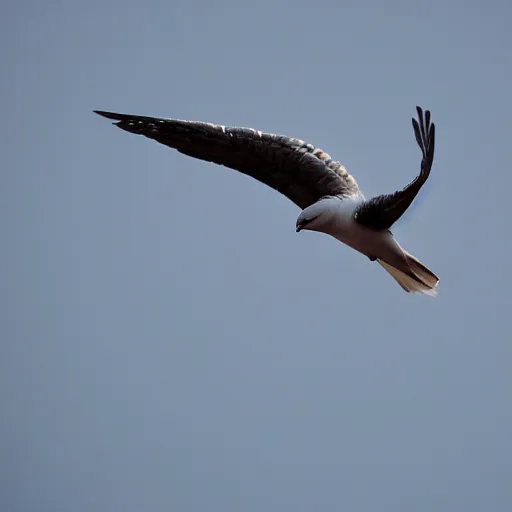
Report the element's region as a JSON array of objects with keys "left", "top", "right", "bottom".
[{"left": 3, "top": 1, "right": 512, "bottom": 511}]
